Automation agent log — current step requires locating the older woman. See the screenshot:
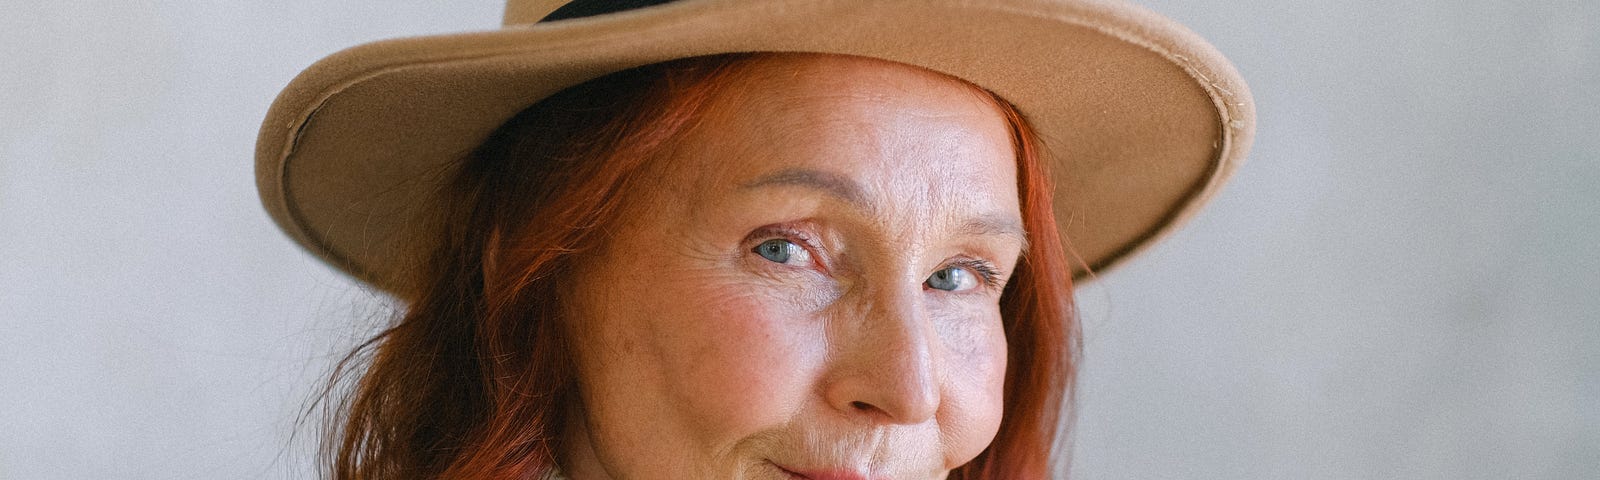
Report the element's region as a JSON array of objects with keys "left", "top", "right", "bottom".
[{"left": 257, "top": 0, "right": 1253, "bottom": 478}]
